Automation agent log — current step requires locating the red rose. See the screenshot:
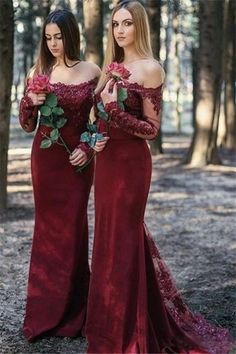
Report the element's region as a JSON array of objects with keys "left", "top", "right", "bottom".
[
  {"left": 105, "top": 62, "right": 131, "bottom": 81},
  {"left": 28, "top": 74, "right": 52, "bottom": 93}
]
